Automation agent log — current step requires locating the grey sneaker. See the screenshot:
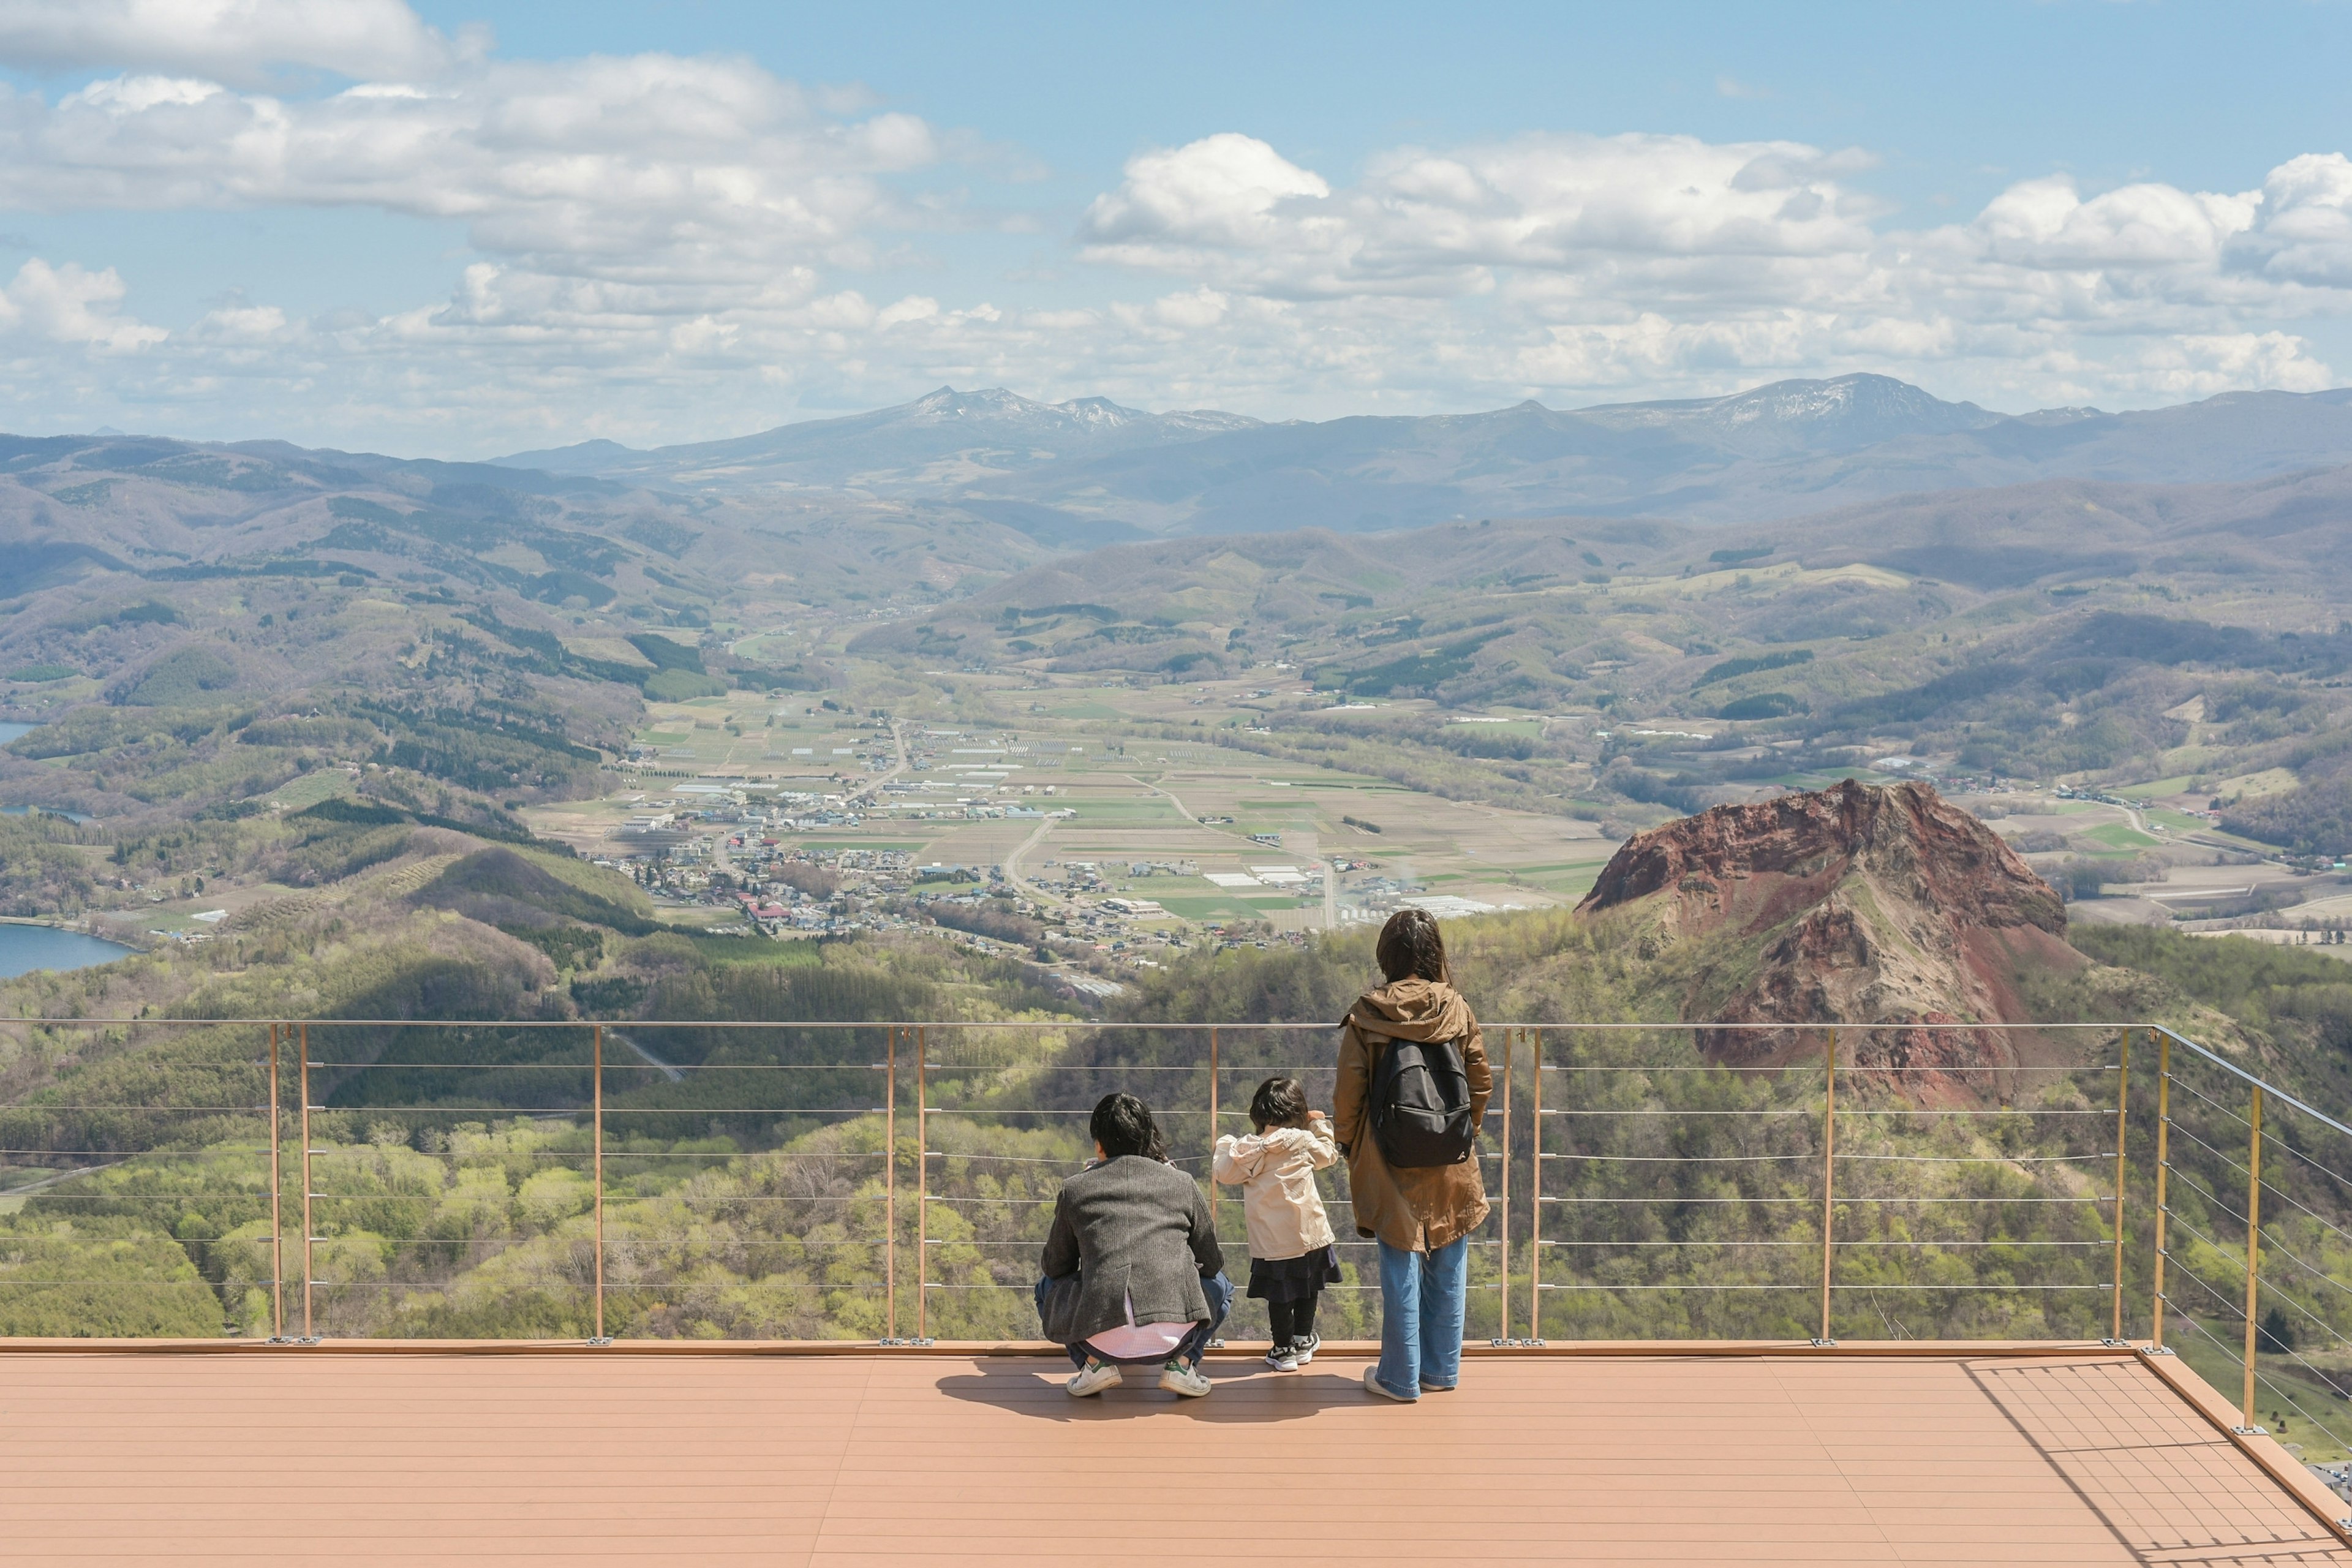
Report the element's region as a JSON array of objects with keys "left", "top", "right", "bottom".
[
  {"left": 1159, "top": 1359, "right": 1212, "bottom": 1398},
  {"left": 1066, "top": 1358, "right": 1122, "bottom": 1397},
  {"left": 1363, "top": 1366, "right": 1414, "bottom": 1401},
  {"left": 1291, "top": 1332, "right": 1320, "bottom": 1365},
  {"left": 1264, "top": 1342, "right": 1300, "bottom": 1373}
]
